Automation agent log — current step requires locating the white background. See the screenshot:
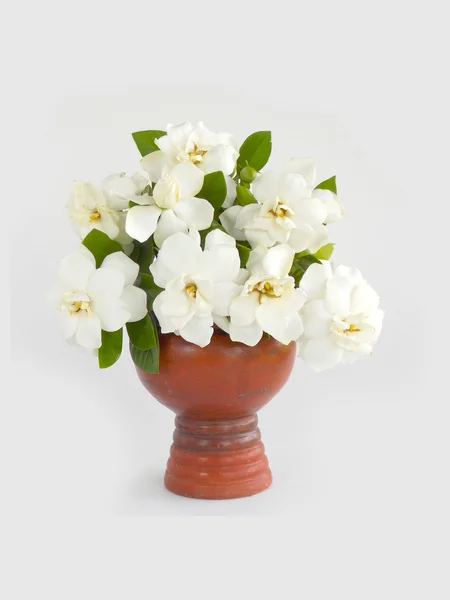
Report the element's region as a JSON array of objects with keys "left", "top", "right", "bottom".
[{"left": 5, "top": 0, "right": 450, "bottom": 597}]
